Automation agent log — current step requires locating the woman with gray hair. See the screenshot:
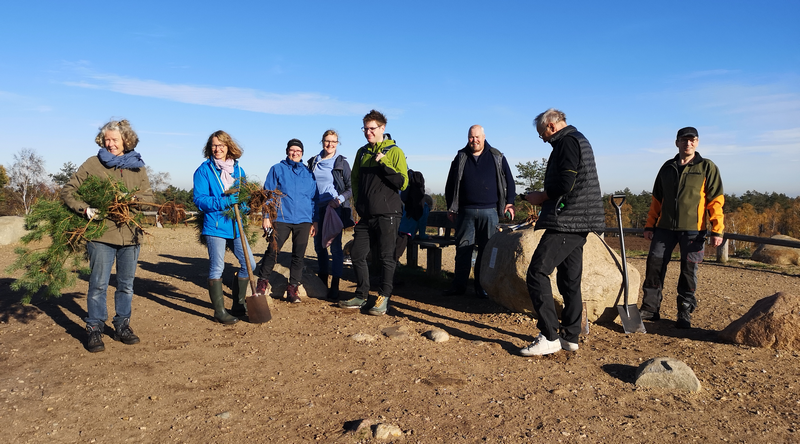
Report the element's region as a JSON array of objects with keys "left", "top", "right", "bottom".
[{"left": 61, "top": 119, "right": 153, "bottom": 353}]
